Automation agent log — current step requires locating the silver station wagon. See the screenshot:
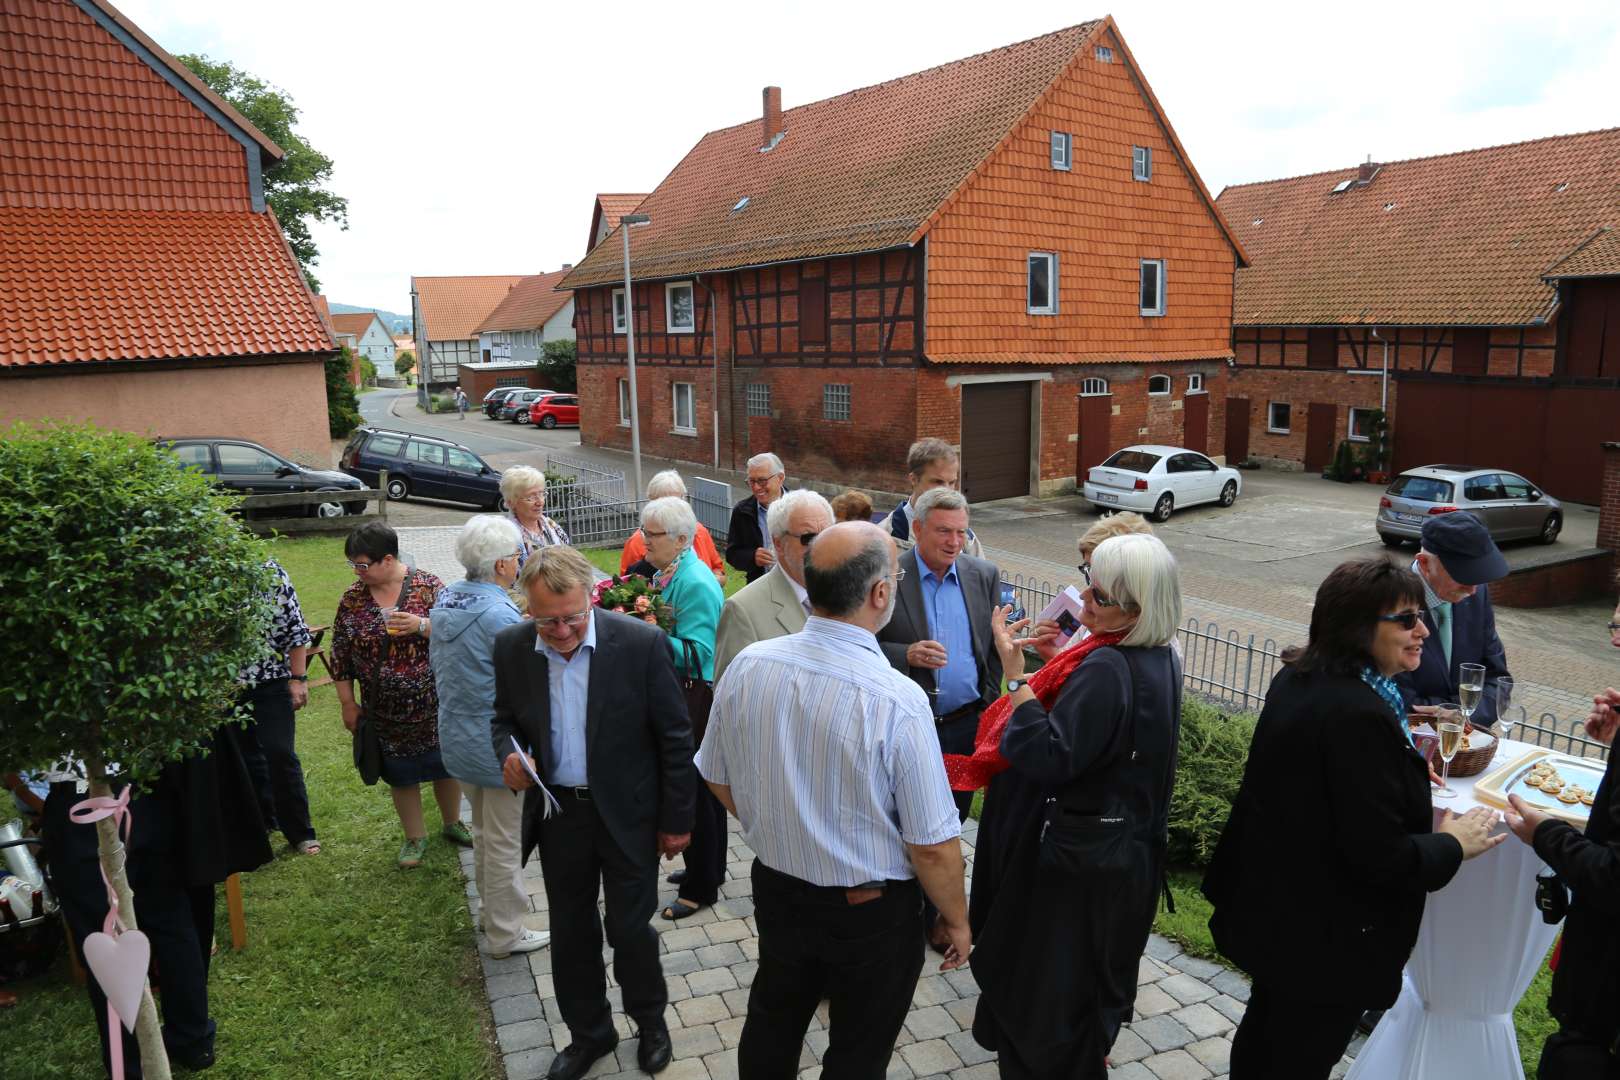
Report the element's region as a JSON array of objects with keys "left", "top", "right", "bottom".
[{"left": 1377, "top": 465, "right": 1562, "bottom": 547}]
